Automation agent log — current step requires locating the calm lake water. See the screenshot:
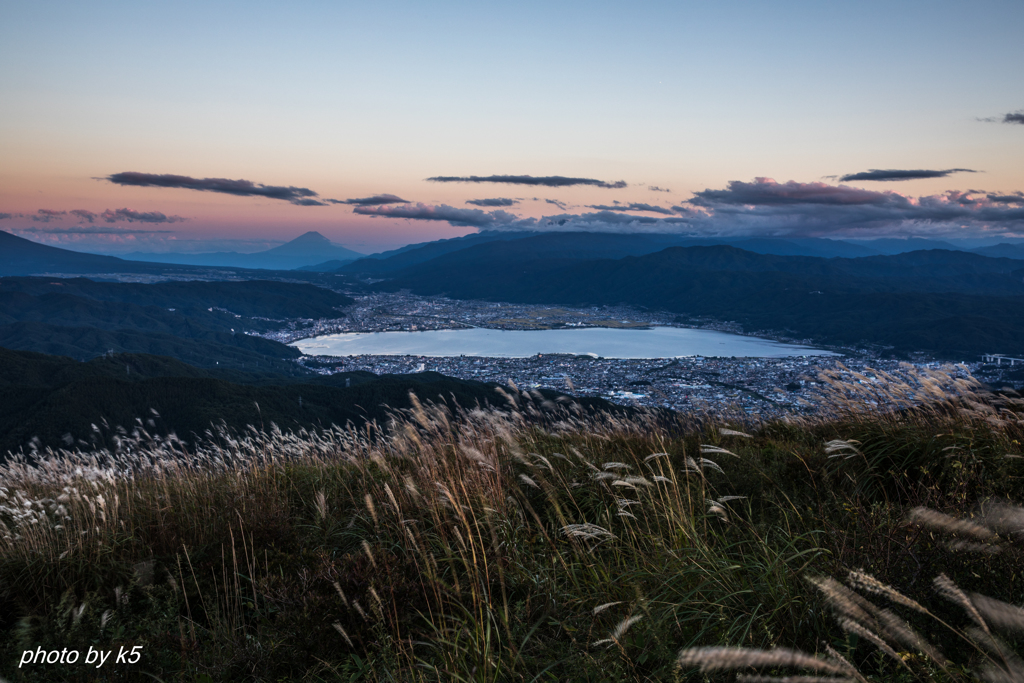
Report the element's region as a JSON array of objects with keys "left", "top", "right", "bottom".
[{"left": 293, "top": 326, "right": 838, "bottom": 359}]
